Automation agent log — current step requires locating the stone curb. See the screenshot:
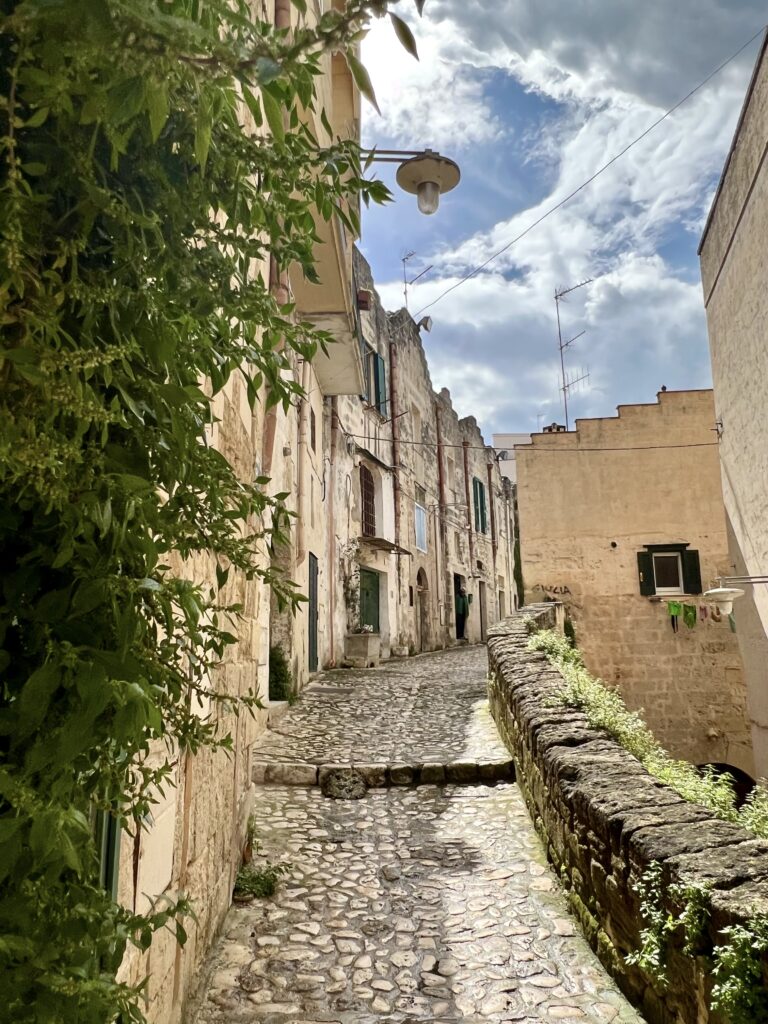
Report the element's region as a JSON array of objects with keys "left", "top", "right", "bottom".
[{"left": 251, "top": 758, "right": 515, "bottom": 788}]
